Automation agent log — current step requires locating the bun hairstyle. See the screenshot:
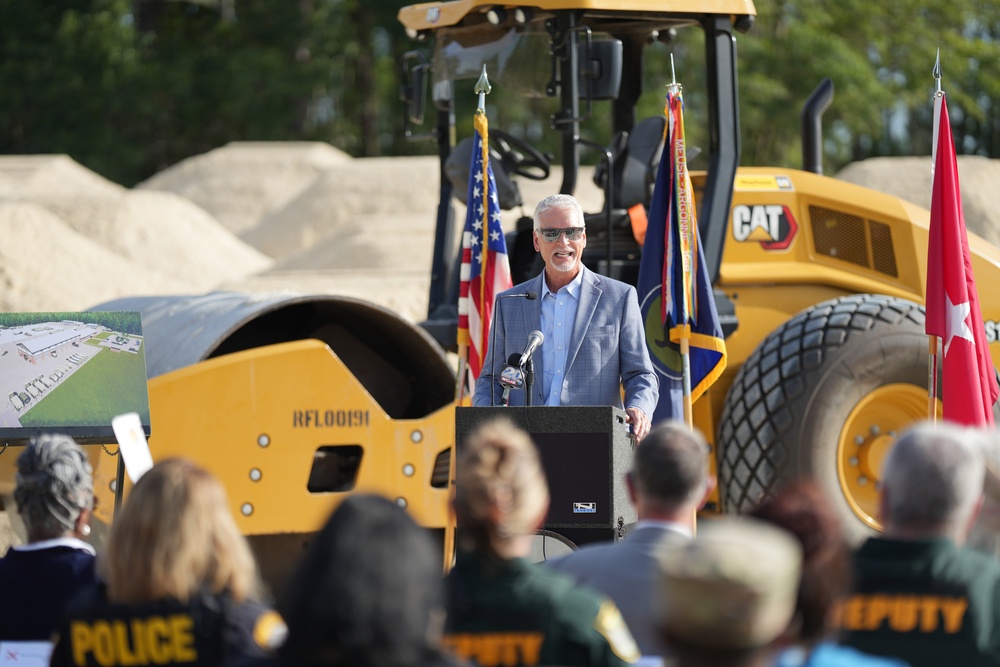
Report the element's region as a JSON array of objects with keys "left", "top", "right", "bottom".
[
  {"left": 14, "top": 434, "right": 93, "bottom": 539},
  {"left": 454, "top": 418, "right": 548, "bottom": 554}
]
